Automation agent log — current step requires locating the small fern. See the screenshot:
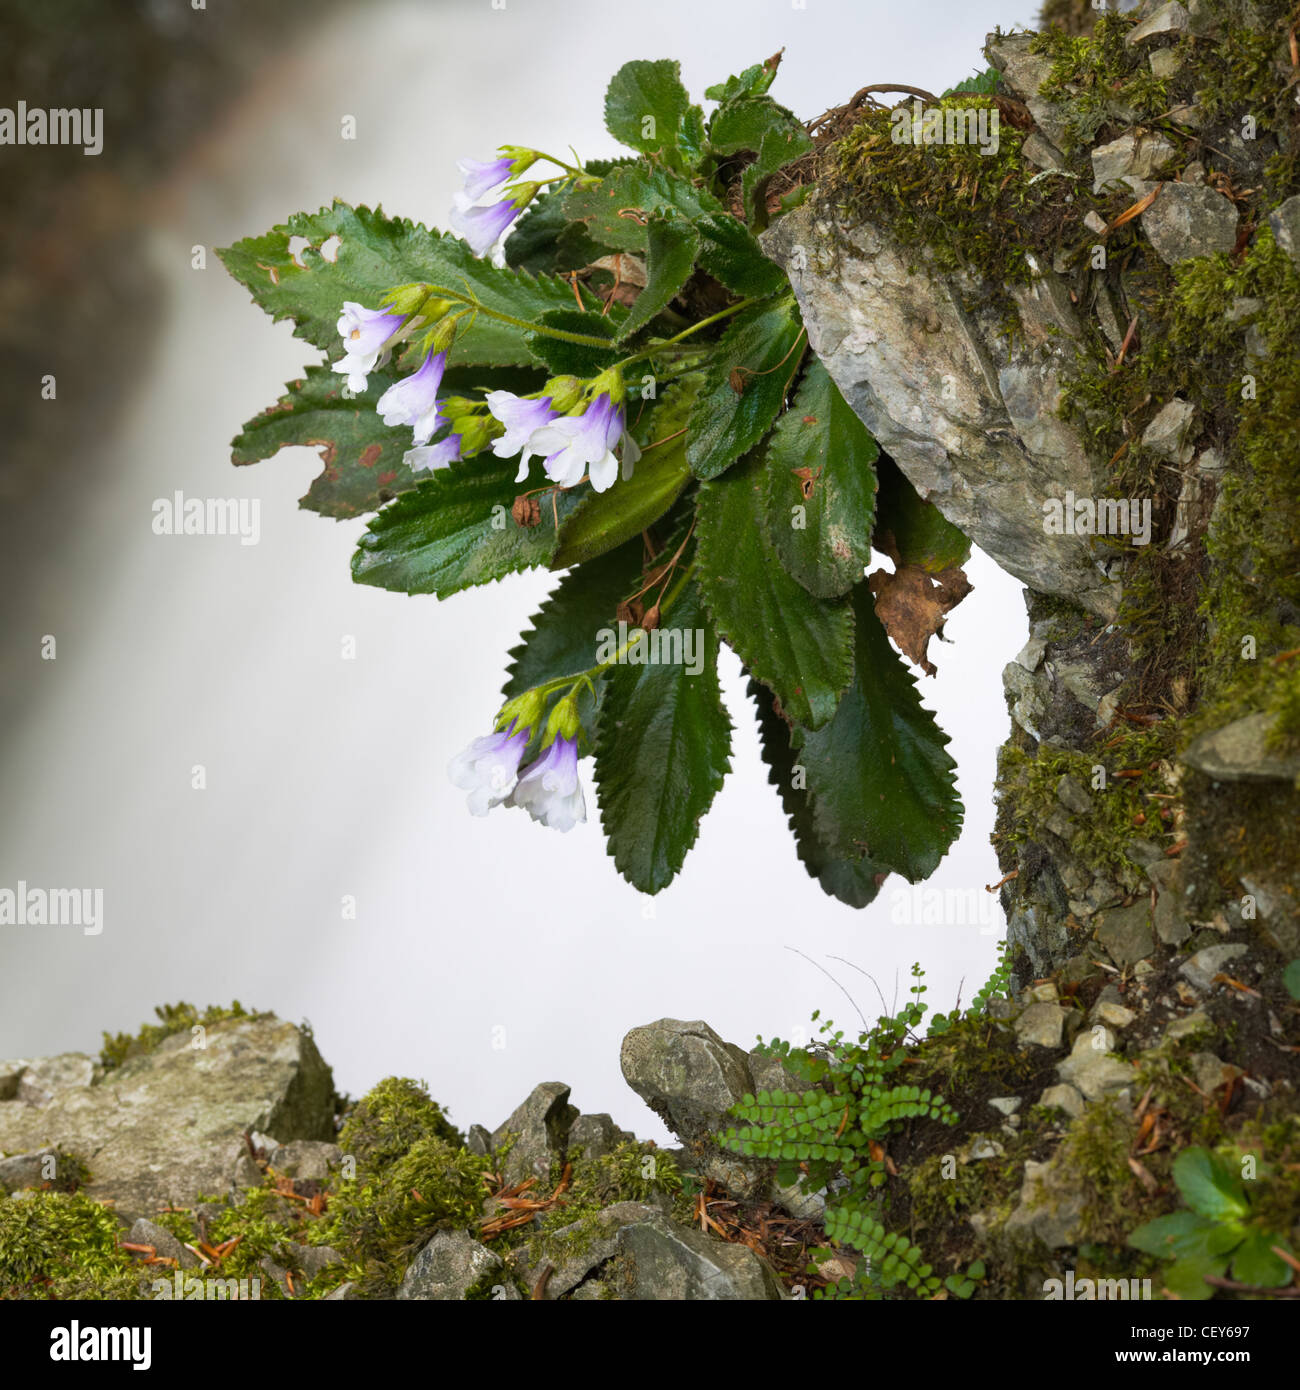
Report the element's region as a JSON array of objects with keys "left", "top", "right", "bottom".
[
  {"left": 929, "top": 939, "right": 1011, "bottom": 1036},
  {"left": 717, "top": 962, "right": 959, "bottom": 1298}
]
